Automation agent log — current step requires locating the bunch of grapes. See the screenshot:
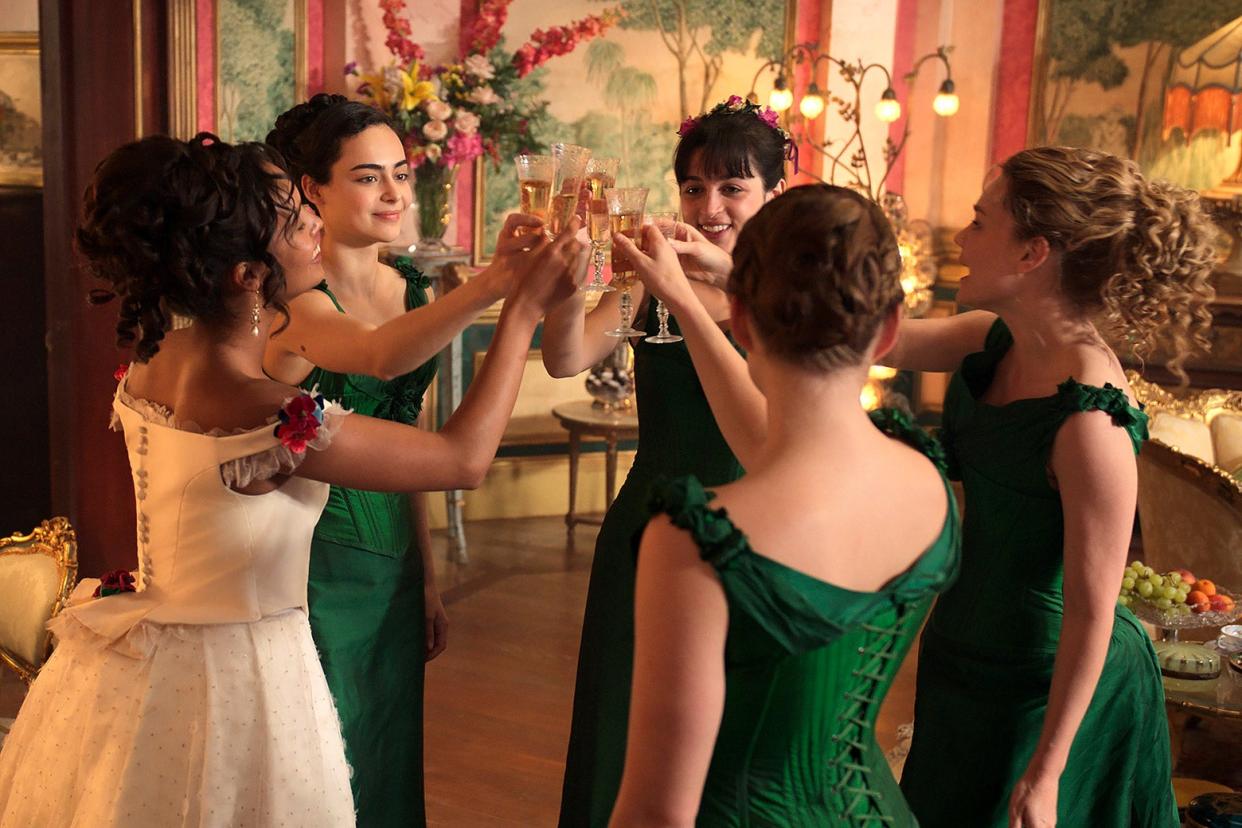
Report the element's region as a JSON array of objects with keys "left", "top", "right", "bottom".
[{"left": 1117, "top": 561, "right": 1193, "bottom": 617}]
